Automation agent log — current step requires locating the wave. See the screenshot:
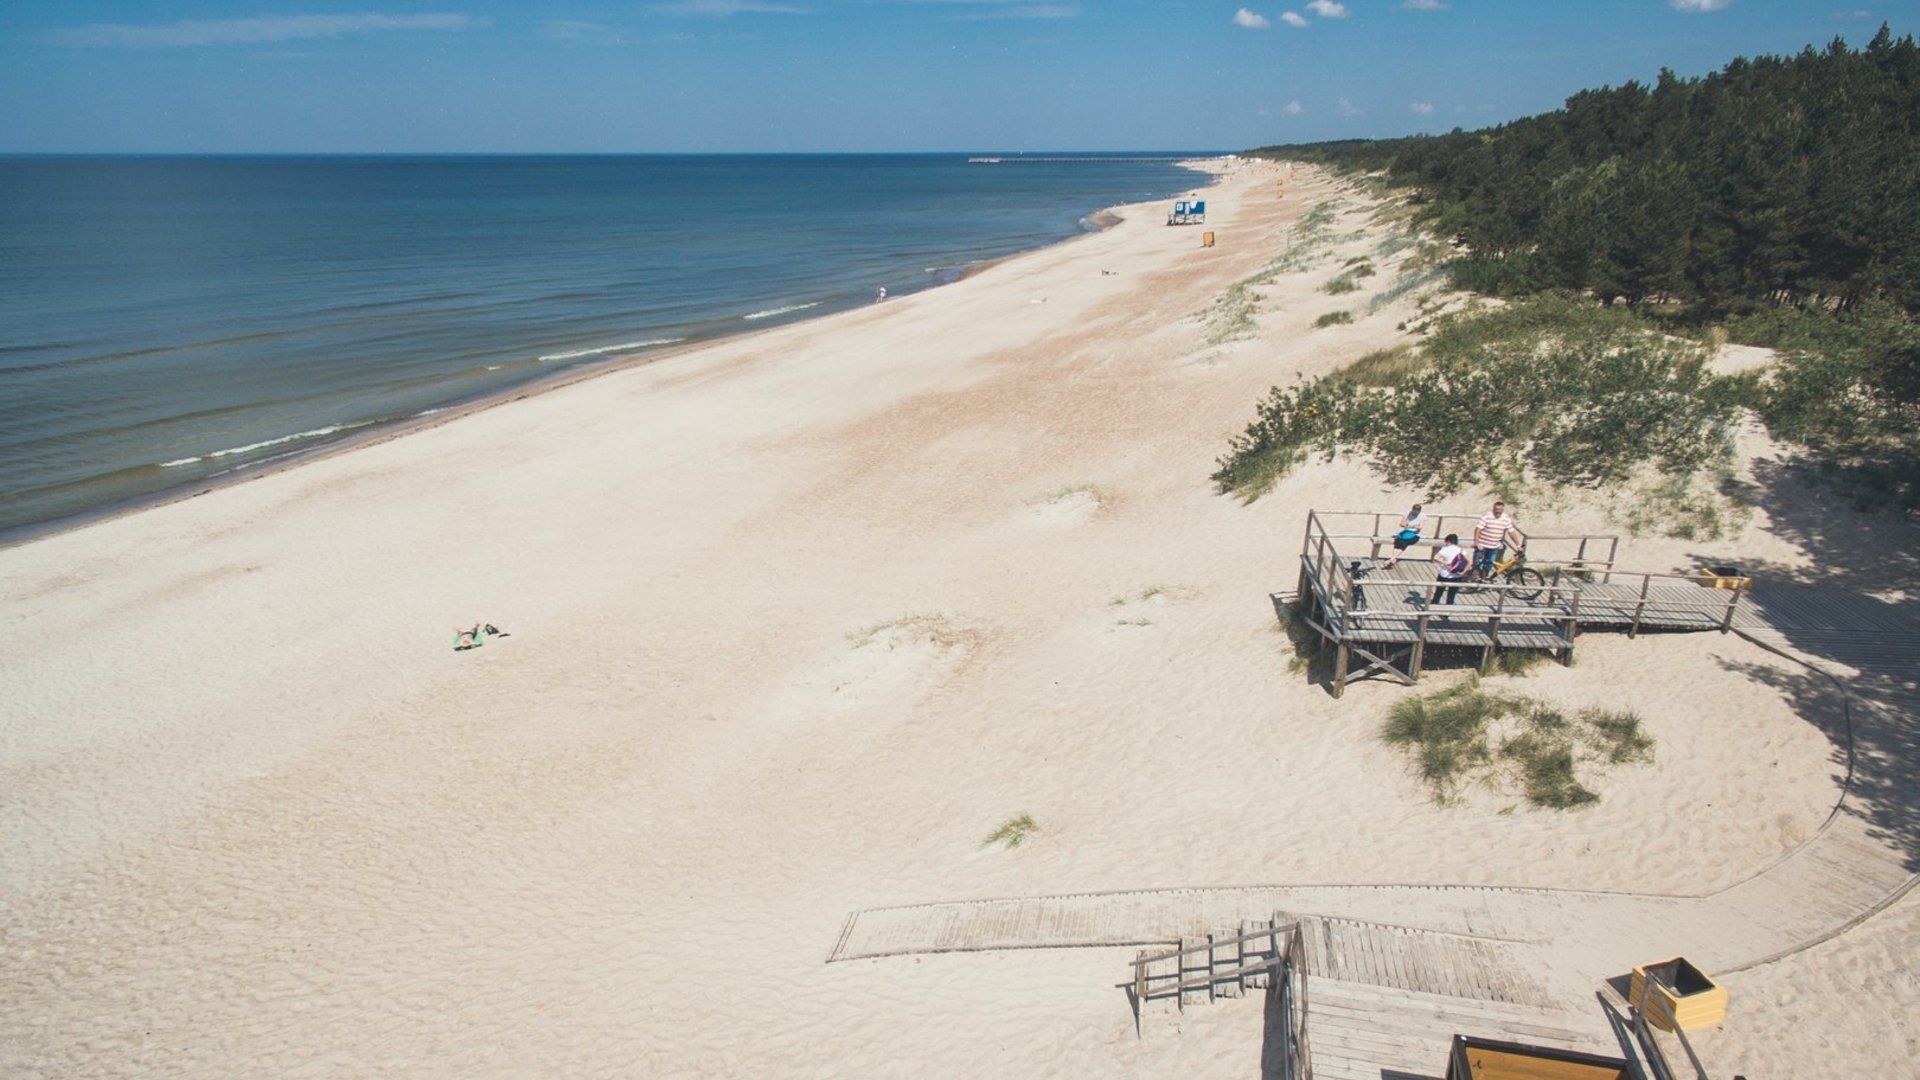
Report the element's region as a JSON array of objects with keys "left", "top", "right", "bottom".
[
  {"left": 536, "top": 338, "right": 685, "bottom": 363},
  {"left": 741, "top": 302, "right": 821, "bottom": 321},
  {"left": 159, "top": 422, "right": 372, "bottom": 468}
]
